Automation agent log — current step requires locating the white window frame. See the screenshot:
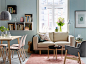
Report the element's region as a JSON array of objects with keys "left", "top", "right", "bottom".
[{"left": 37, "top": 0, "right": 69, "bottom": 33}]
